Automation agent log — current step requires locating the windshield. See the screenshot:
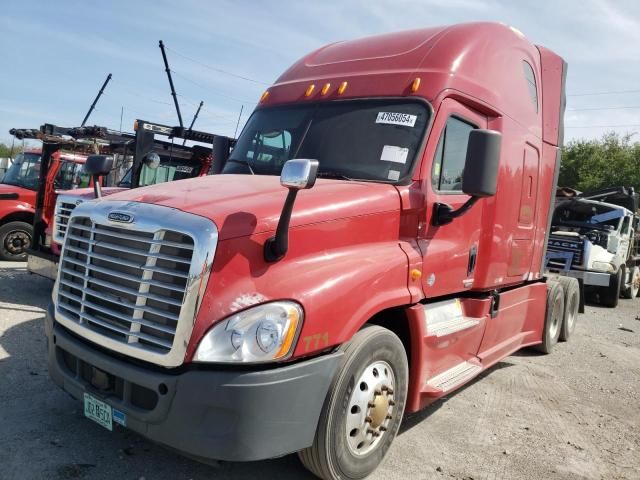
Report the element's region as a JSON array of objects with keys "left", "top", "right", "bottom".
[
  {"left": 223, "top": 99, "right": 430, "bottom": 183},
  {"left": 118, "top": 156, "right": 203, "bottom": 188},
  {"left": 1, "top": 152, "right": 42, "bottom": 190},
  {"left": 553, "top": 201, "right": 624, "bottom": 231}
]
